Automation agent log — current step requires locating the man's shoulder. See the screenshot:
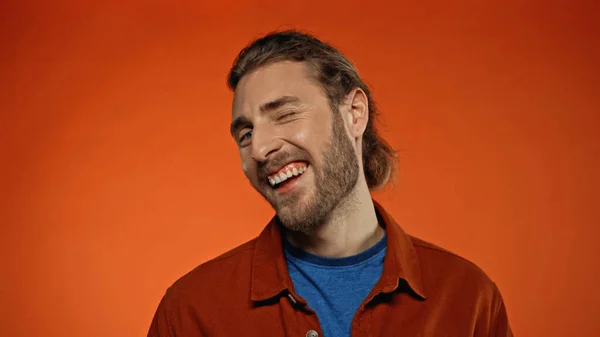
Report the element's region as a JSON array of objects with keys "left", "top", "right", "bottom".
[
  {"left": 167, "top": 238, "right": 258, "bottom": 298},
  {"left": 407, "top": 235, "right": 510, "bottom": 333},
  {"left": 409, "top": 235, "right": 499, "bottom": 295},
  {"left": 410, "top": 235, "right": 484, "bottom": 270}
]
